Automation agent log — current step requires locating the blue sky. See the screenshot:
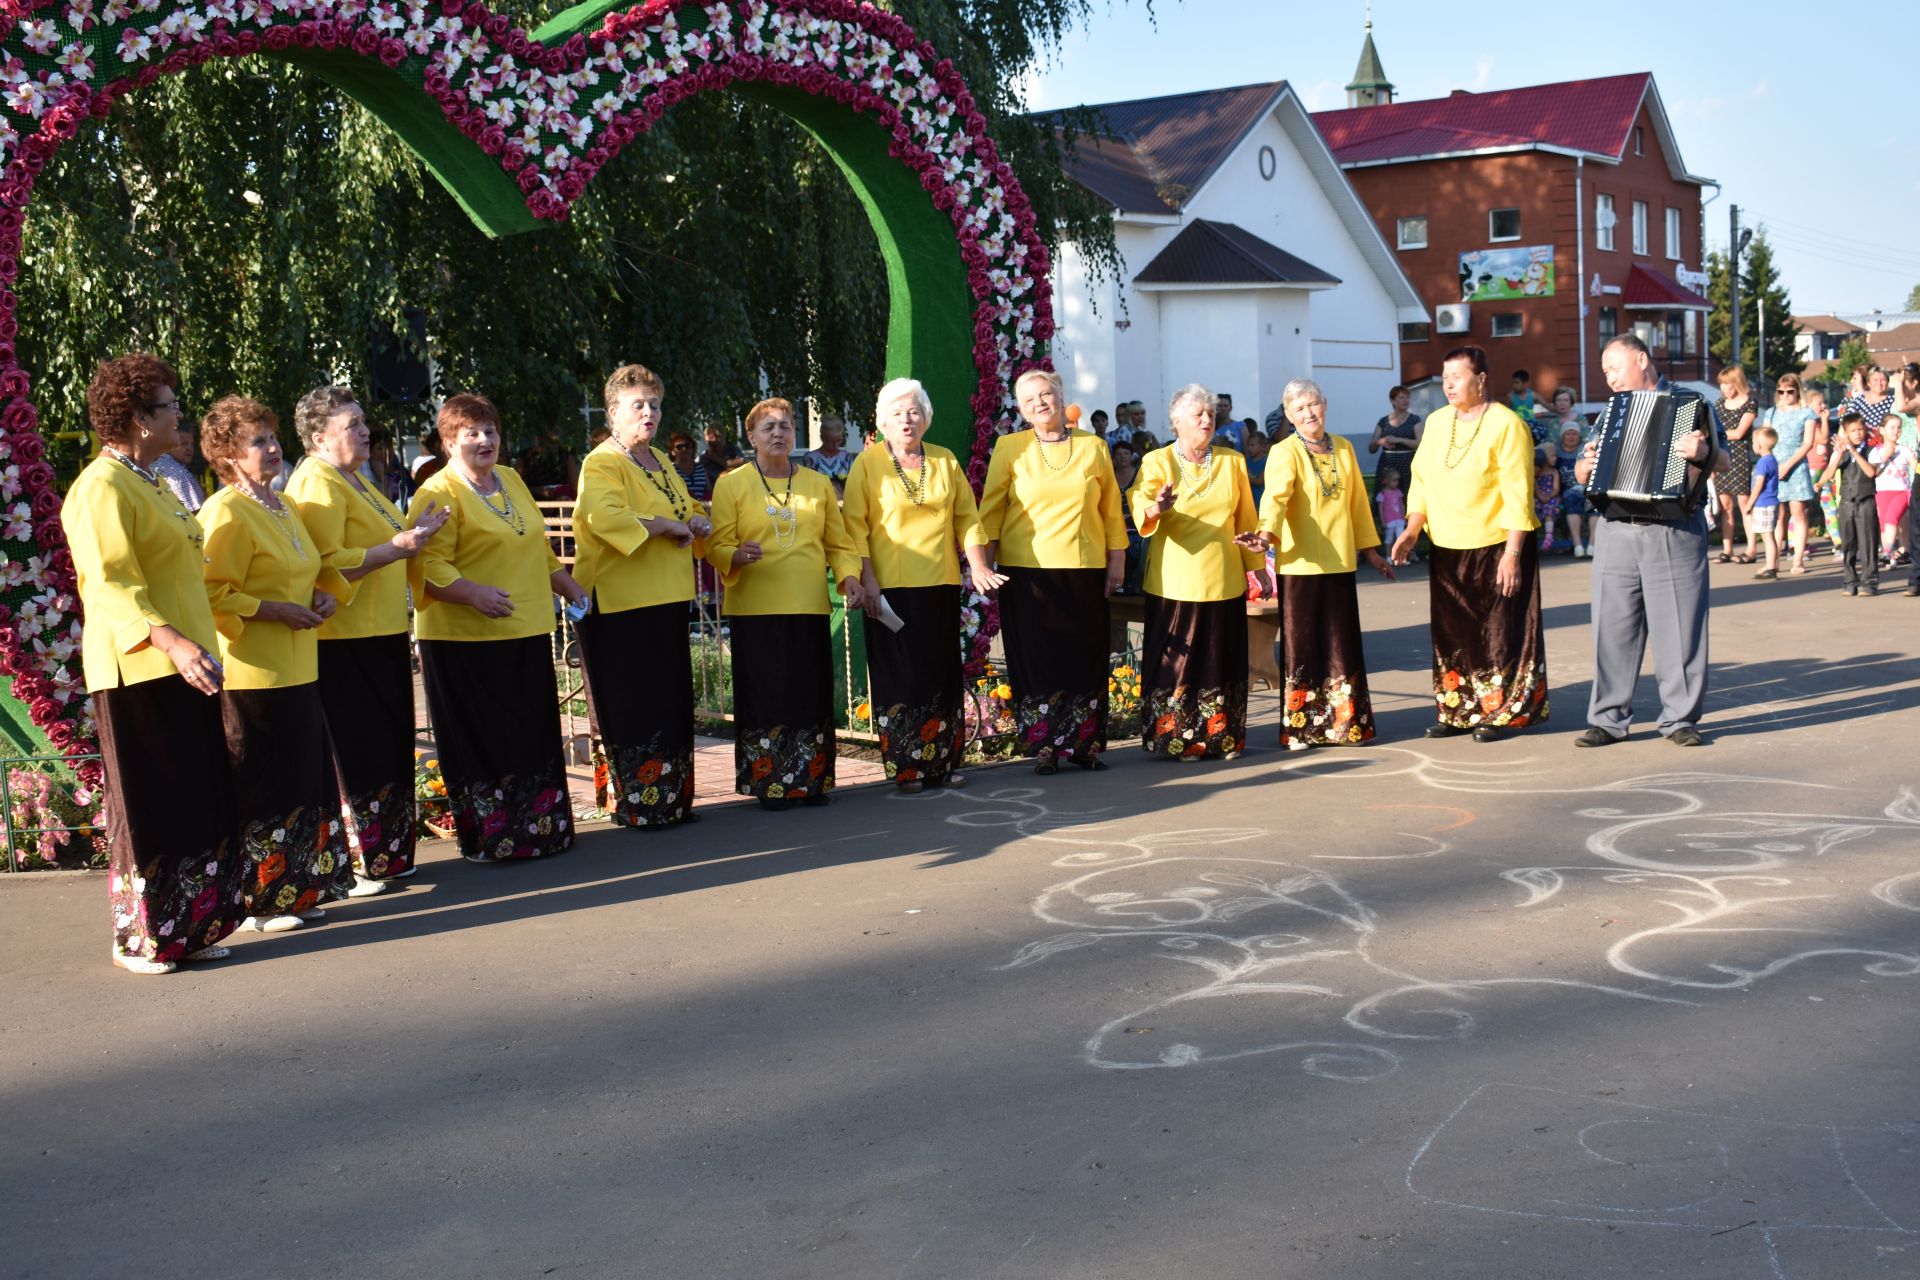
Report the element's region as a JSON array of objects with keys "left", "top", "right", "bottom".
[{"left": 1025, "top": 0, "right": 1920, "bottom": 317}]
